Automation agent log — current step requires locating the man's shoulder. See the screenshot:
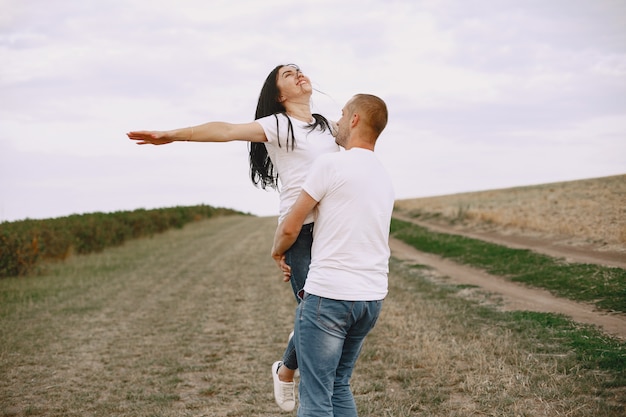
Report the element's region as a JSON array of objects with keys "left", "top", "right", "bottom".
[{"left": 316, "top": 149, "right": 342, "bottom": 162}]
